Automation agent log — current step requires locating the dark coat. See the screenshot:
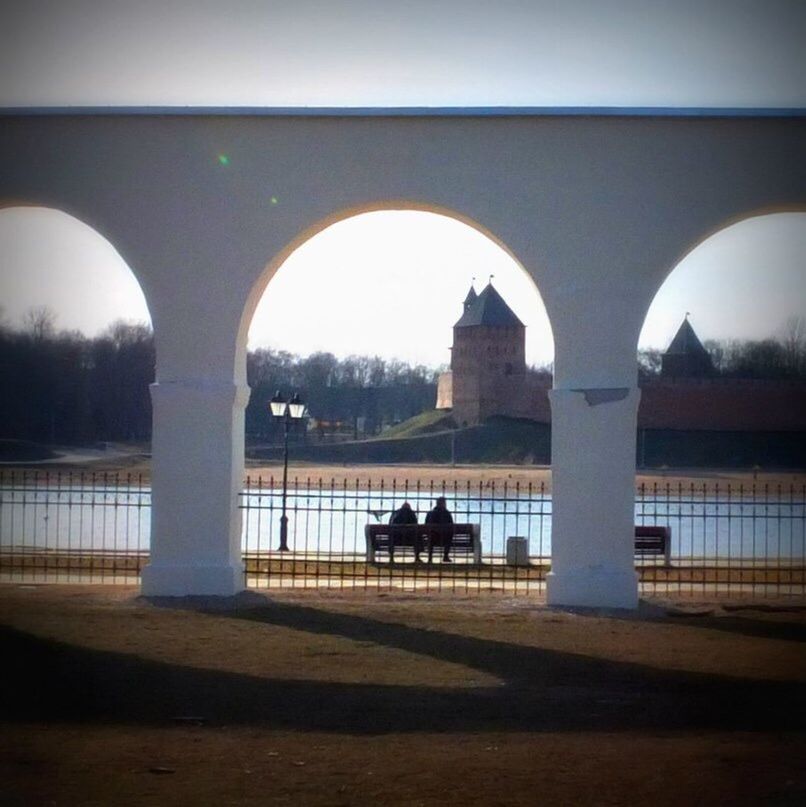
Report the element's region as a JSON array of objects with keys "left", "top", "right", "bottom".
[
  {"left": 390, "top": 504, "right": 418, "bottom": 525},
  {"left": 425, "top": 504, "right": 453, "bottom": 525}
]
